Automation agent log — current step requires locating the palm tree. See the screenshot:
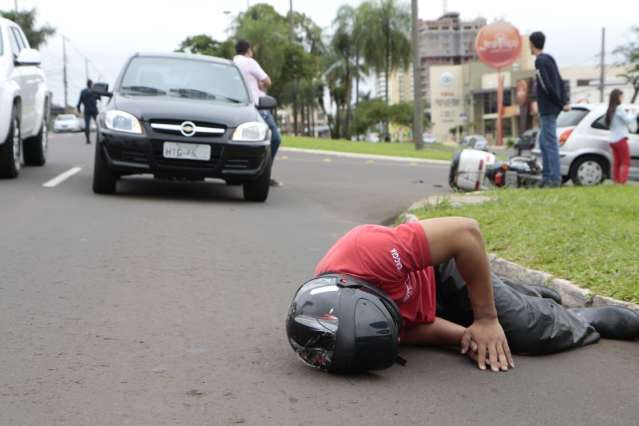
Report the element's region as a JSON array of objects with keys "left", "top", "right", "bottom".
[
  {"left": 359, "top": 0, "right": 411, "bottom": 141},
  {"left": 324, "top": 5, "right": 373, "bottom": 139}
]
